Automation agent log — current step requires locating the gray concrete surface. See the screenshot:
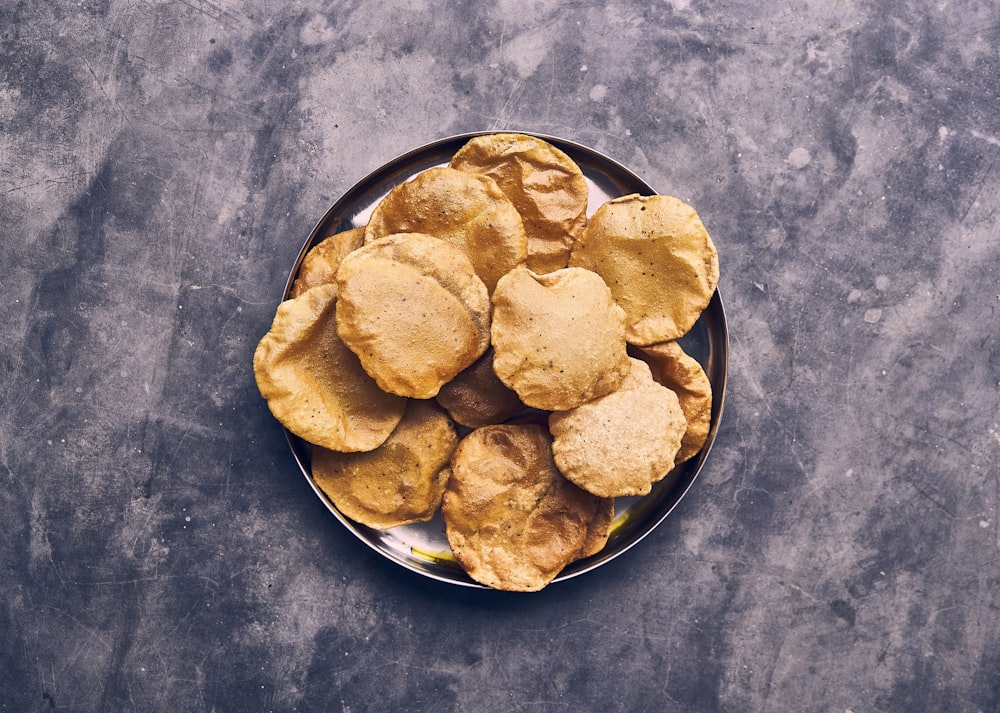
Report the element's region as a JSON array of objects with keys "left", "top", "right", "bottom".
[{"left": 1, "top": 1, "right": 998, "bottom": 711}]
